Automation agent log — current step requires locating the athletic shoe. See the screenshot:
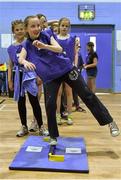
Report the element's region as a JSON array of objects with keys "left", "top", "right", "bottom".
[
  {"left": 49, "top": 137, "right": 57, "bottom": 145},
  {"left": 108, "top": 121, "right": 120, "bottom": 137},
  {"left": 16, "top": 125, "right": 28, "bottom": 137},
  {"left": 66, "top": 114, "right": 73, "bottom": 125},
  {"left": 39, "top": 125, "right": 49, "bottom": 136},
  {"left": 56, "top": 114, "right": 62, "bottom": 125},
  {"left": 29, "top": 120, "right": 38, "bottom": 132}
]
